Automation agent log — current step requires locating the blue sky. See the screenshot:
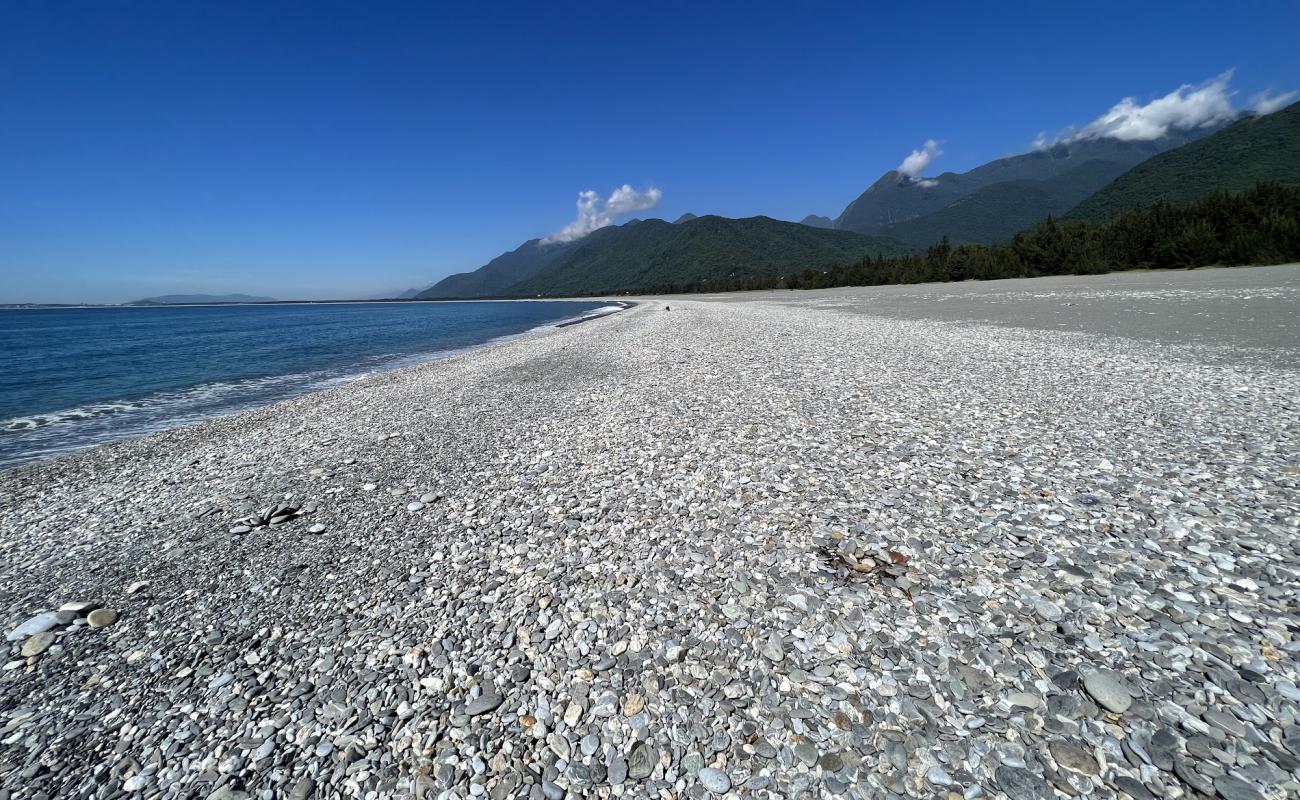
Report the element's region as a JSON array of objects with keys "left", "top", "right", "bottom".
[{"left": 2, "top": 1, "right": 1297, "bottom": 303}]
